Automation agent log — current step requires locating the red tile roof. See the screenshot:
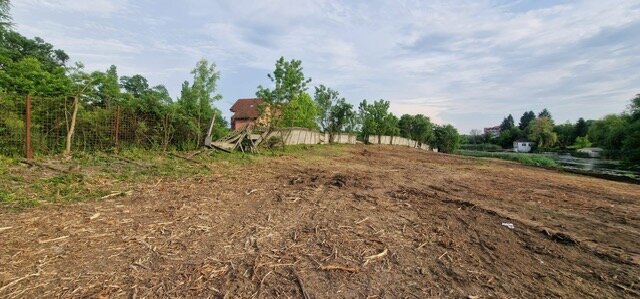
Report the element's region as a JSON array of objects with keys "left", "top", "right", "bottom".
[{"left": 230, "top": 98, "right": 263, "bottom": 118}]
